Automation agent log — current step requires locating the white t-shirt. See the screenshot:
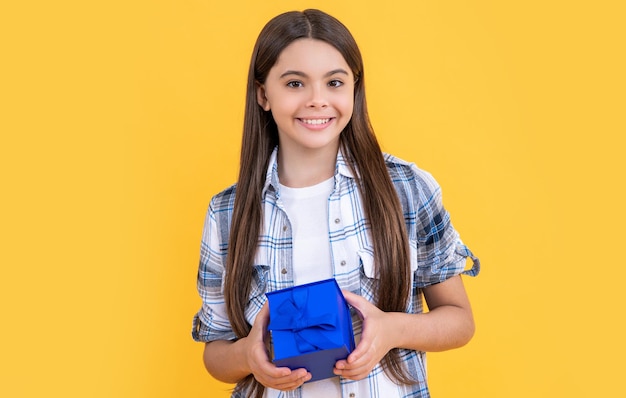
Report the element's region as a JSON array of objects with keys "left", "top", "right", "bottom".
[{"left": 279, "top": 177, "right": 334, "bottom": 285}]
